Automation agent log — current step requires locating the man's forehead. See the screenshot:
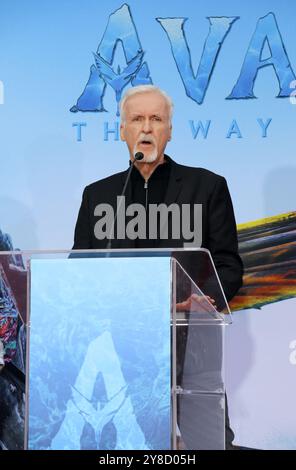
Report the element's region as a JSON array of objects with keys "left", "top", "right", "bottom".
[{"left": 125, "top": 92, "right": 169, "bottom": 115}]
